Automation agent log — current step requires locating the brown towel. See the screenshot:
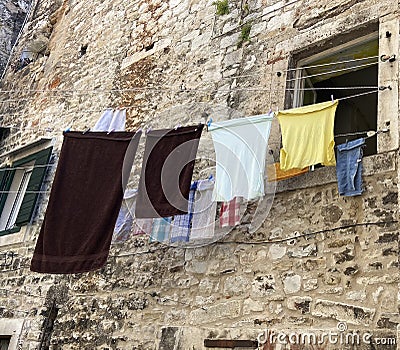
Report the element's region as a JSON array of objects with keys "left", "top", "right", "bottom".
[
  {"left": 135, "top": 125, "right": 204, "bottom": 218},
  {"left": 30, "top": 131, "right": 141, "bottom": 274}
]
